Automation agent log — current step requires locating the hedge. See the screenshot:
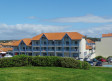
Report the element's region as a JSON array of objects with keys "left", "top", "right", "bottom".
[{"left": 0, "top": 55, "right": 90, "bottom": 69}]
